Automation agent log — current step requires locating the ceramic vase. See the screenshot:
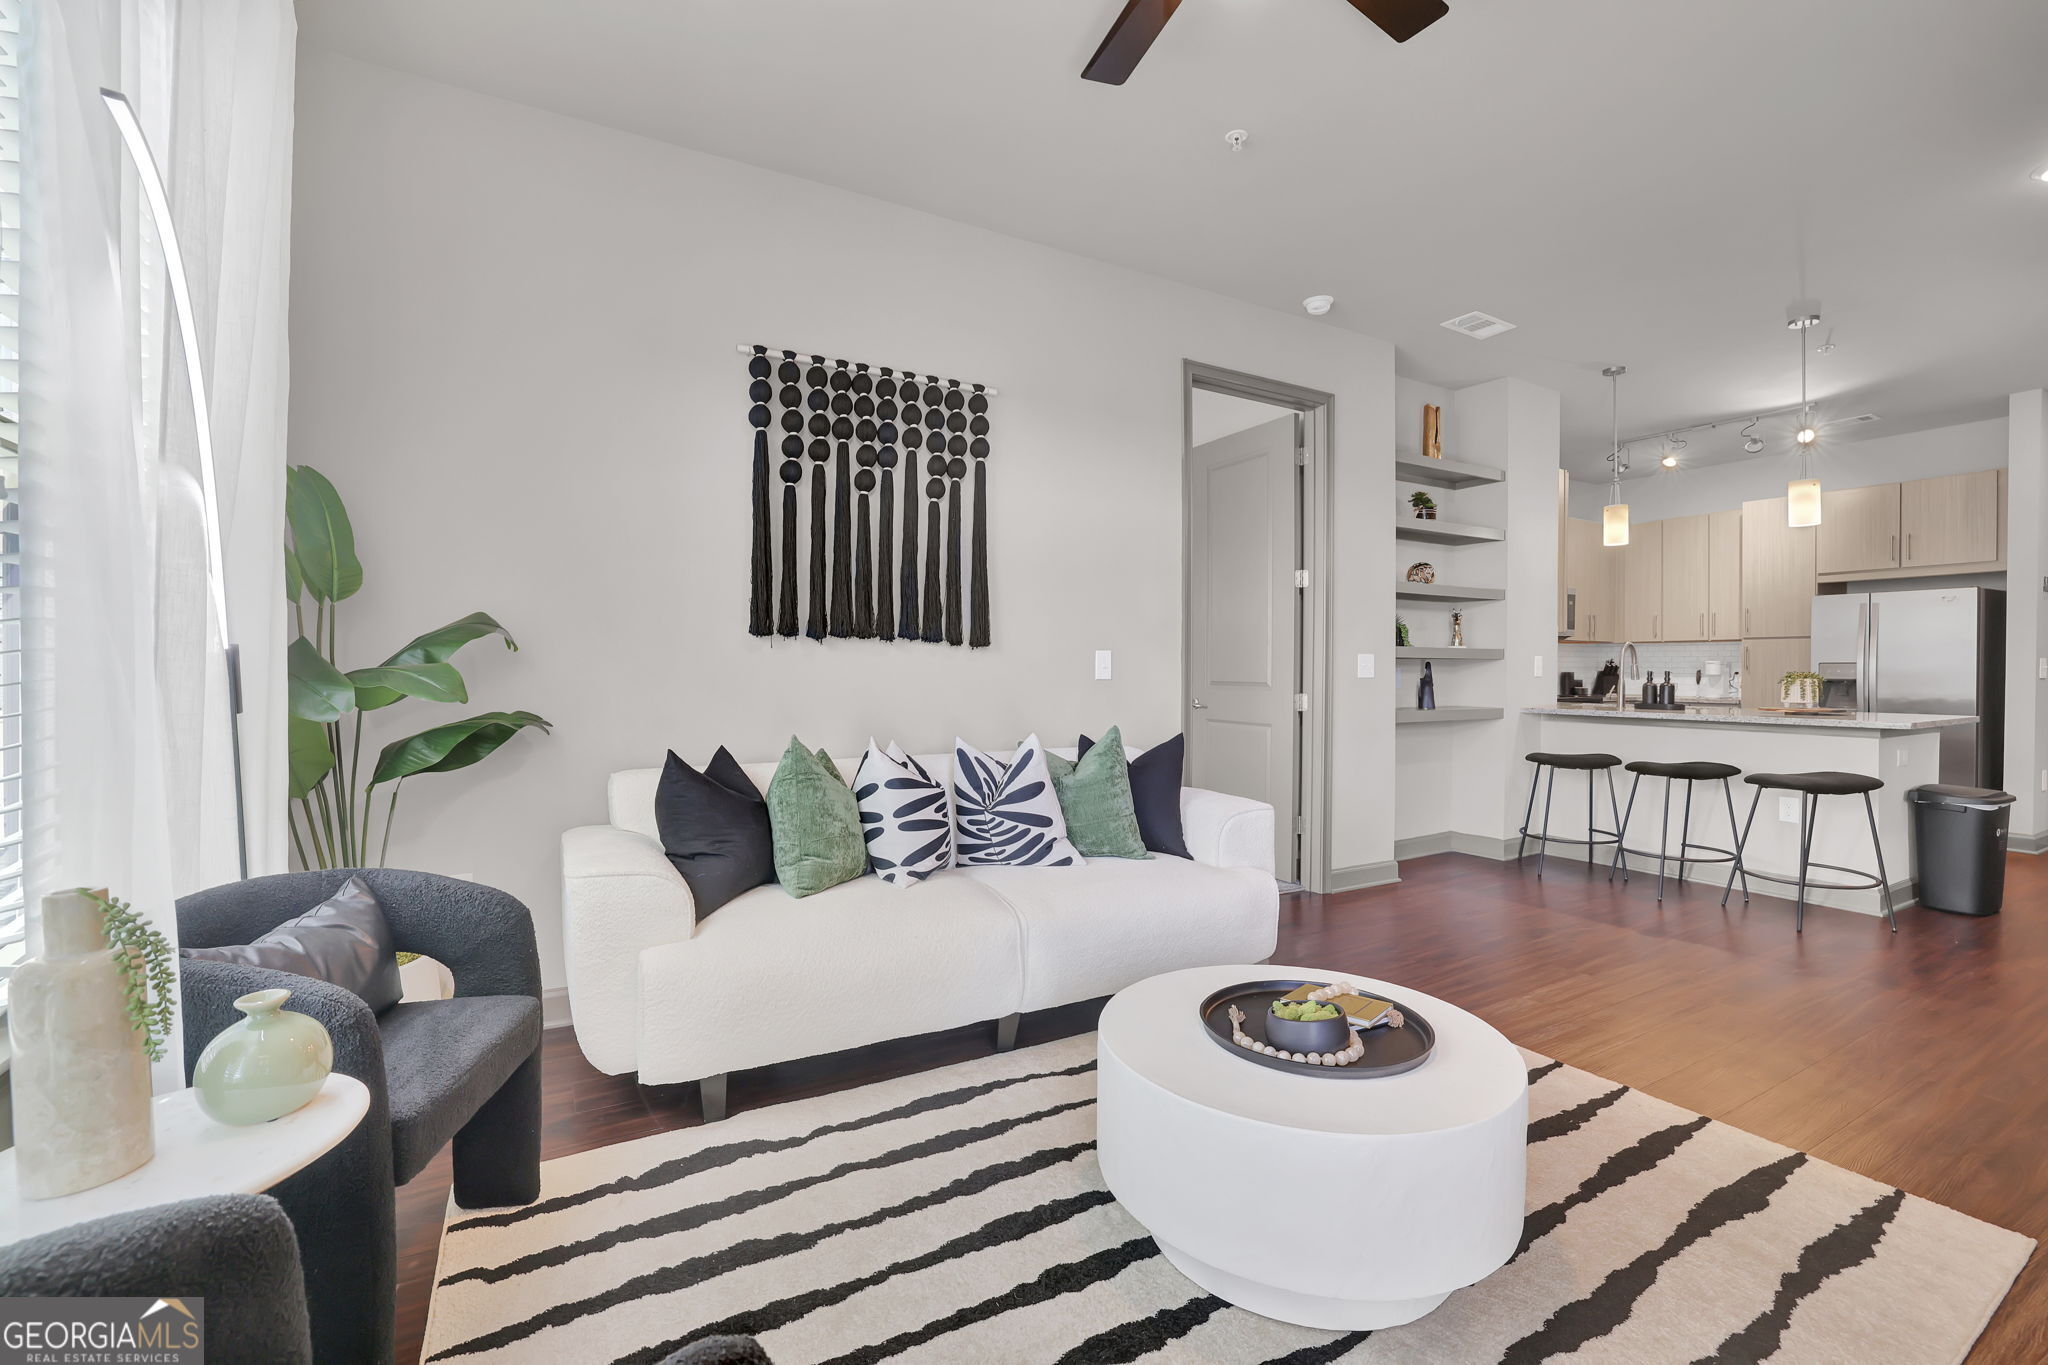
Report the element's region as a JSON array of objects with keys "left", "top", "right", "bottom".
[
  {"left": 193, "top": 989, "right": 334, "bottom": 1126},
  {"left": 8, "top": 889, "right": 155, "bottom": 1198}
]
